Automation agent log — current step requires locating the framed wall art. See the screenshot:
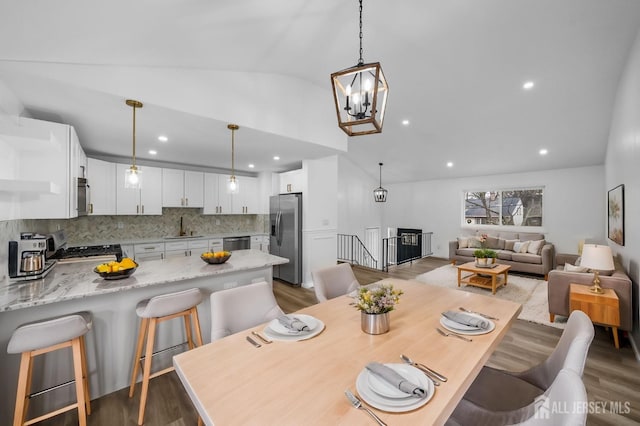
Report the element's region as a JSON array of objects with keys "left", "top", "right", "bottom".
[{"left": 608, "top": 184, "right": 624, "bottom": 246}]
